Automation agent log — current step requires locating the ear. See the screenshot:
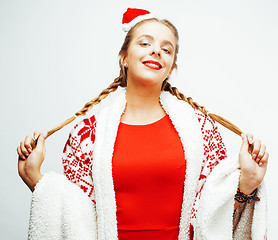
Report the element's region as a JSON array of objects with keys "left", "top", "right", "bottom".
[{"left": 120, "top": 53, "right": 128, "bottom": 68}]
